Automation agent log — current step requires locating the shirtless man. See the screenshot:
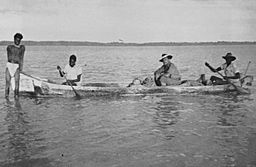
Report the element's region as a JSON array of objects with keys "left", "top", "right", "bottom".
[{"left": 5, "top": 33, "right": 25, "bottom": 99}]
